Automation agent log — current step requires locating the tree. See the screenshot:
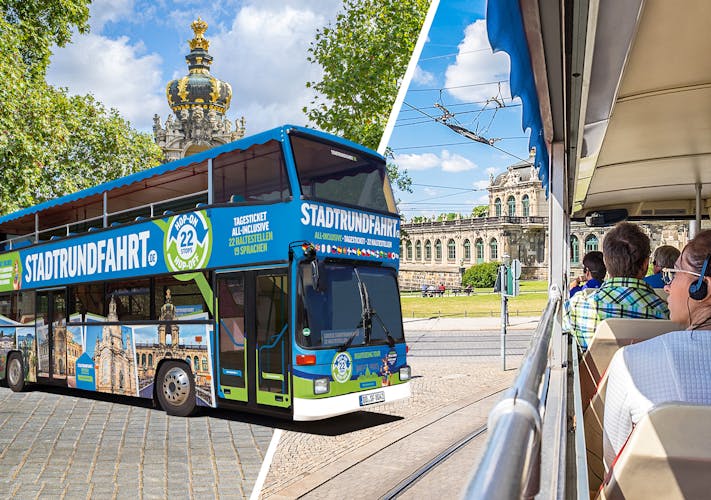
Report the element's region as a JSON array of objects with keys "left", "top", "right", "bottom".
[
  {"left": 1, "top": 0, "right": 90, "bottom": 80},
  {"left": 384, "top": 147, "right": 412, "bottom": 193},
  {"left": 462, "top": 262, "right": 500, "bottom": 288},
  {"left": 0, "top": 8, "right": 163, "bottom": 215},
  {"left": 304, "top": 0, "right": 429, "bottom": 151},
  {"left": 472, "top": 205, "right": 488, "bottom": 217}
]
